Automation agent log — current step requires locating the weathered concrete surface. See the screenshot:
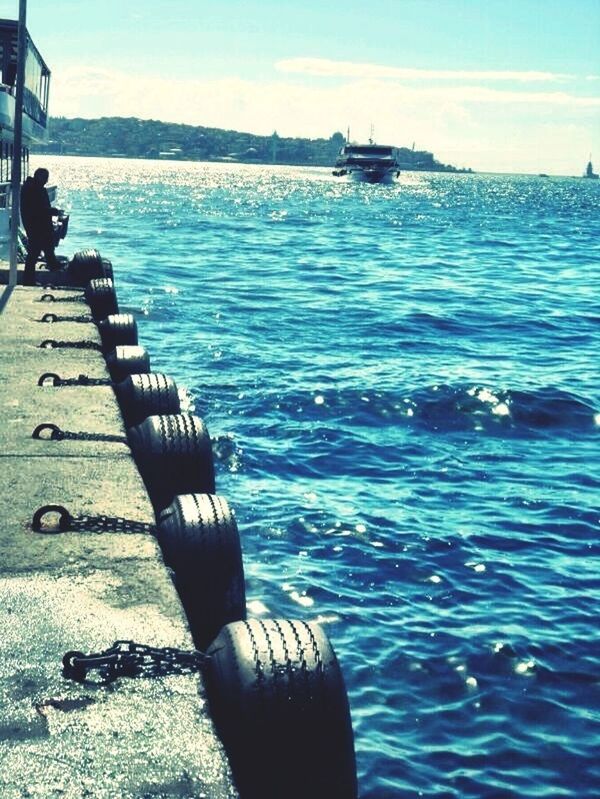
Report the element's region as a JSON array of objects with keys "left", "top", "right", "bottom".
[{"left": 0, "top": 285, "right": 238, "bottom": 798}]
